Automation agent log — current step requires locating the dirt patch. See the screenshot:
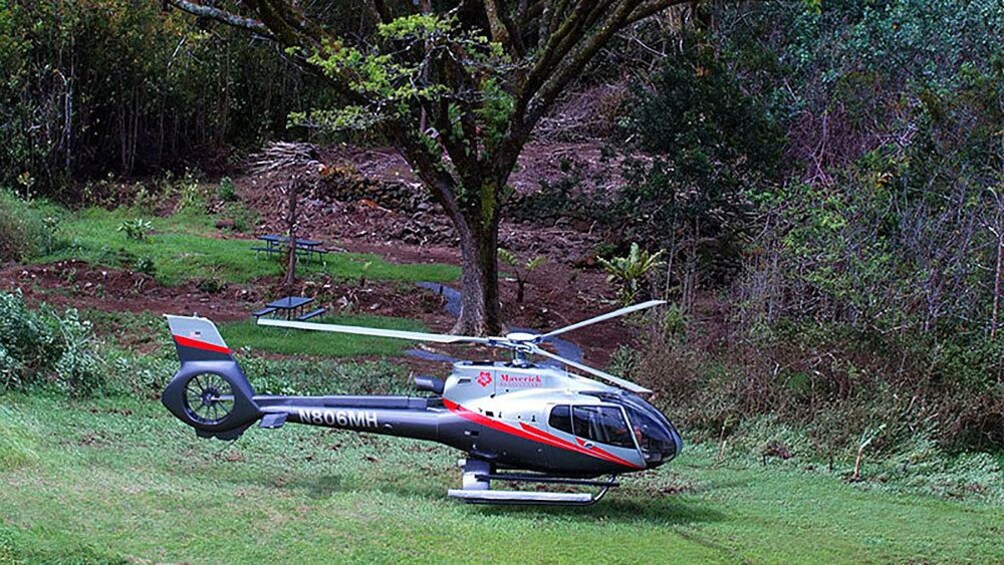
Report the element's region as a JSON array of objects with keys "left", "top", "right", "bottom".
[
  {"left": 231, "top": 140, "right": 619, "bottom": 264},
  {"left": 0, "top": 260, "right": 254, "bottom": 321}
]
